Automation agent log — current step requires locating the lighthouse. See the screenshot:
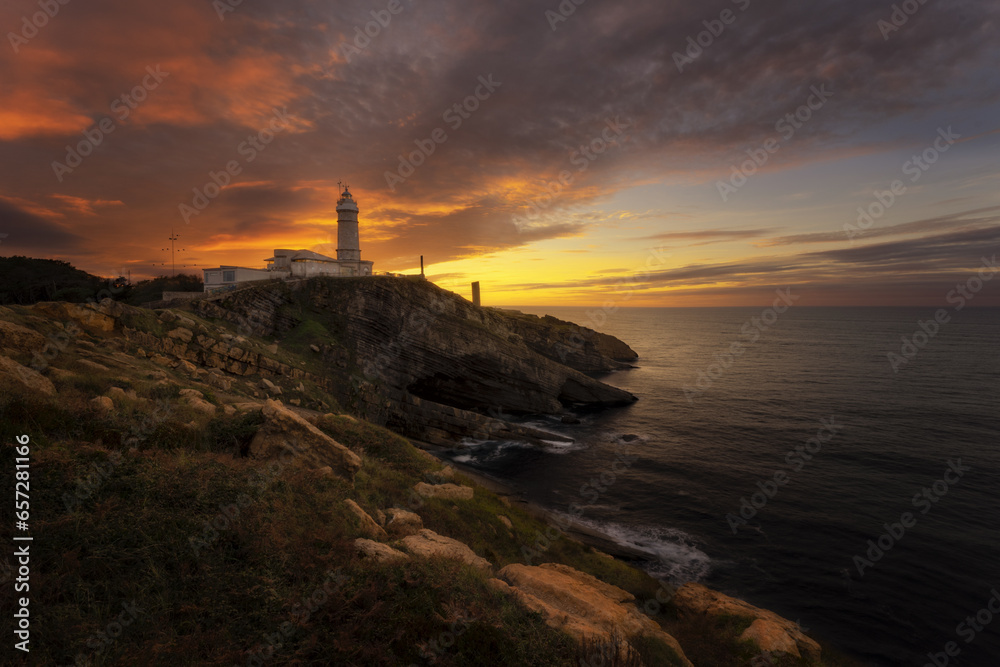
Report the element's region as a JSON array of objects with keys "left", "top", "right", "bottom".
[{"left": 336, "top": 185, "right": 361, "bottom": 262}]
